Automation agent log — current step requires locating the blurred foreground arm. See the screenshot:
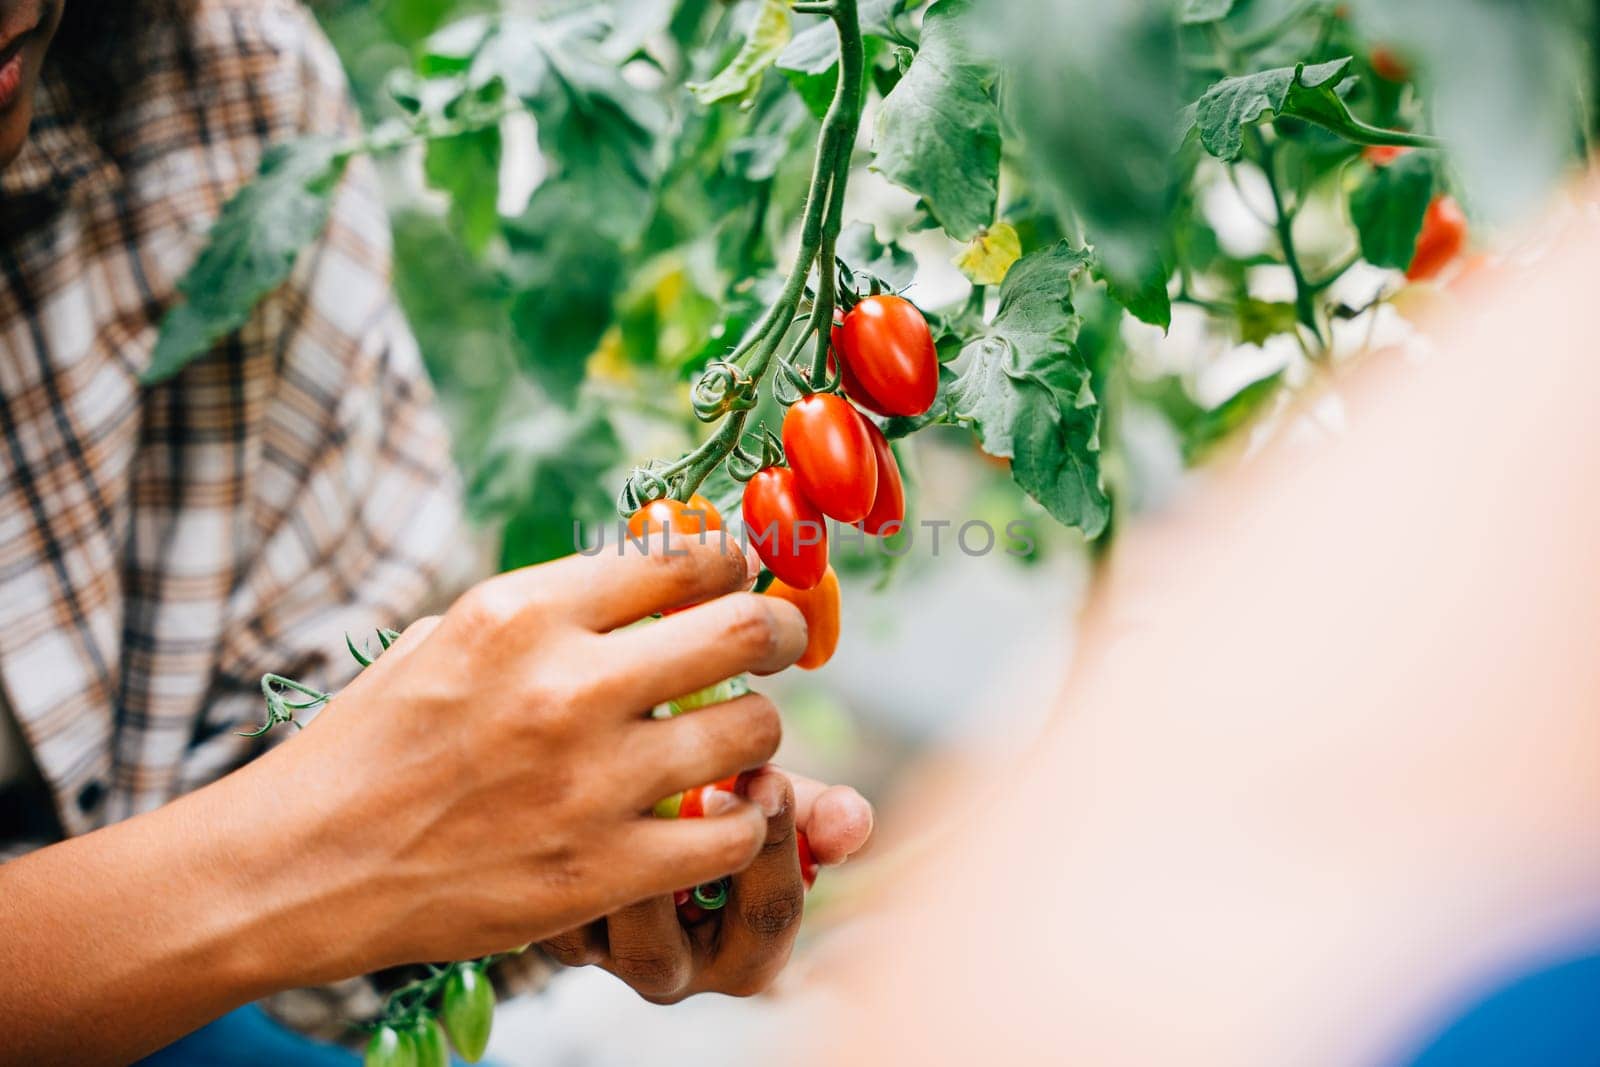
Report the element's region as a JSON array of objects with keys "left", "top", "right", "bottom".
[{"left": 827, "top": 194, "right": 1600, "bottom": 1066}]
